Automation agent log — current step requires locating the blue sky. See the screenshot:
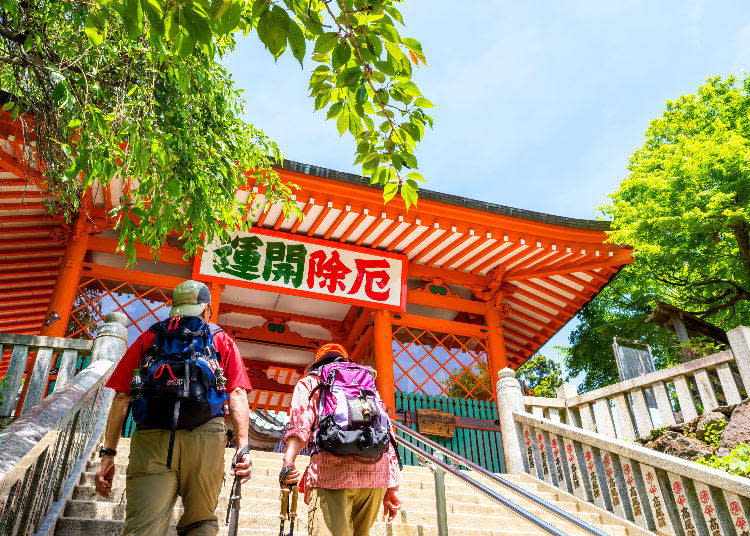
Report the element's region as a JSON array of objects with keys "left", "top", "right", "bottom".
[{"left": 224, "top": 0, "right": 750, "bottom": 383}]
